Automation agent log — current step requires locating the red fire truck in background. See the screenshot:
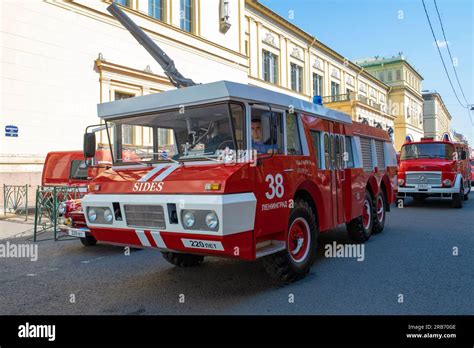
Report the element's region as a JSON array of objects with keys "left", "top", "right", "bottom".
[
  {"left": 397, "top": 137, "right": 471, "bottom": 208},
  {"left": 42, "top": 150, "right": 106, "bottom": 246}
]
